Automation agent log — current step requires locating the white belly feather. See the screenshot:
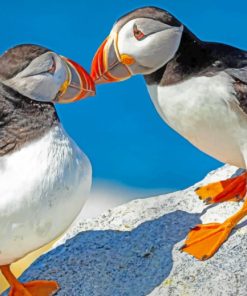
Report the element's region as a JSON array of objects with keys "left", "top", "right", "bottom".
[
  {"left": 0, "top": 125, "right": 91, "bottom": 264},
  {"left": 147, "top": 72, "right": 247, "bottom": 168}
]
